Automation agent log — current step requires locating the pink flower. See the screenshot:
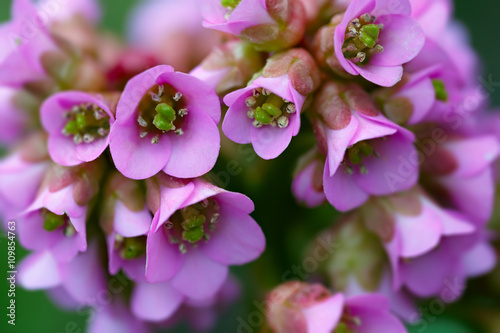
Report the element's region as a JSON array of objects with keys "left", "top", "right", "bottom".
[
  {"left": 223, "top": 48, "right": 320, "bottom": 159},
  {"left": 37, "top": 0, "right": 101, "bottom": 25},
  {"left": 266, "top": 281, "right": 406, "bottom": 333},
  {"left": 267, "top": 281, "right": 344, "bottom": 333},
  {"left": 200, "top": 0, "right": 306, "bottom": 51},
  {"left": 144, "top": 175, "right": 265, "bottom": 301},
  {"left": 127, "top": 0, "right": 220, "bottom": 73},
  {"left": 109, "top": 65, "right": 221, "bottom": 180},
  {"left": 334, "top": 0, "right": 425, "bottom": 86},
  {"left": 292, "top": 148, "right": 326, "bottom": 207},
  {"left": 18, "top": 241, "right": 106, "bottom": 300},
  {"left": 312, "top": 82, "right": 418, "bottom": 211},
  {"left": 17, "top": 162, "right": 104, "bottom": 262},
  {"left": 0, "top": 86, "right": 29, "bottom": 145},
  {"left": 0, "top": 0, "right": 59, "bottom": 87},
  {"left": 40, "top": 91, "right": 117, "bottom": 166},
  {"left": 0, "top": 133, "right": 49, "bottom": 221}
]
